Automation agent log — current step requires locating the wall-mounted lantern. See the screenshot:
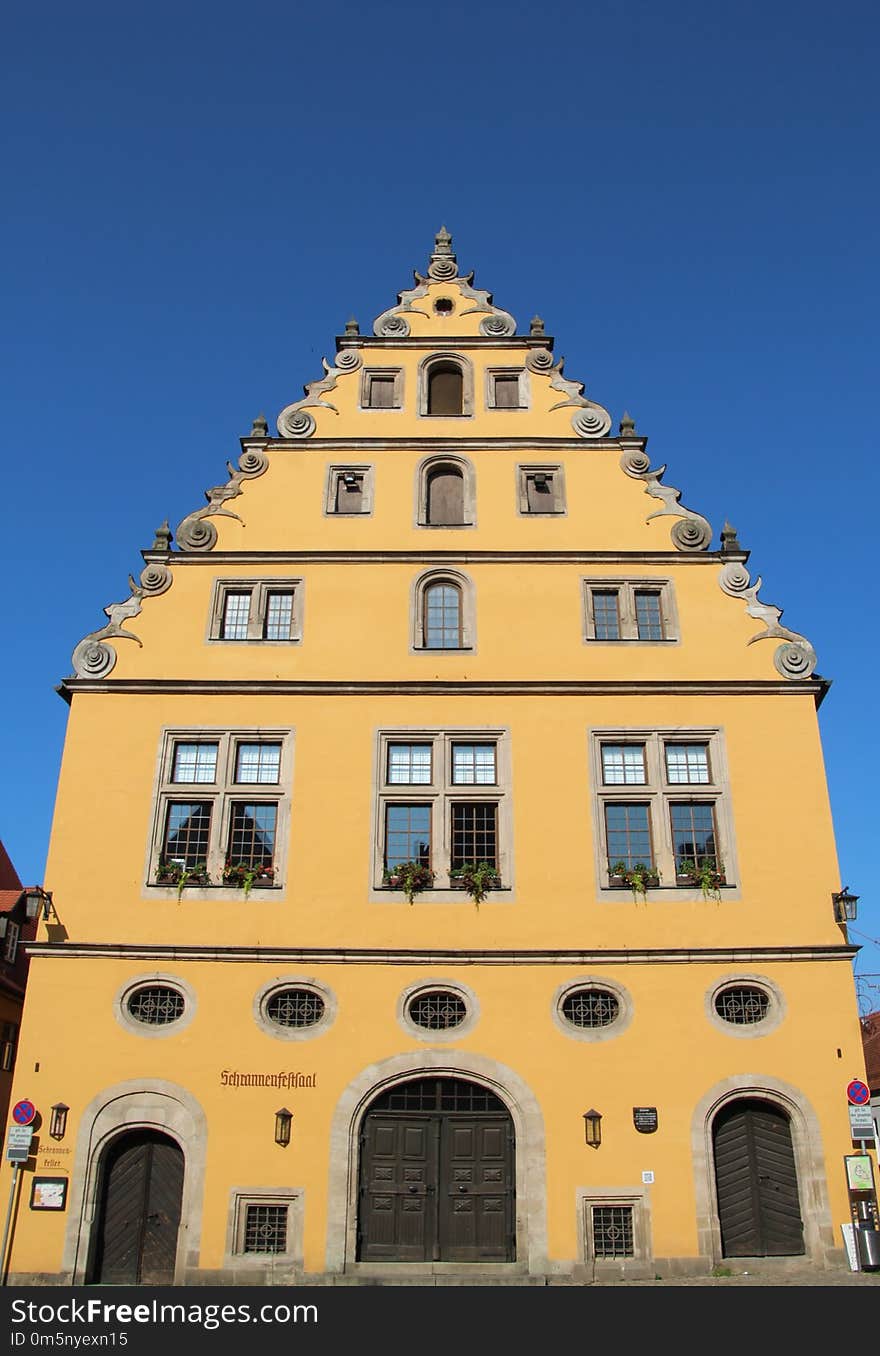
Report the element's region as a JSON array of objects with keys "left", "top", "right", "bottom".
[
  {"left": 274, "top": 1107, "right": 293, "bottom": 1147},
  {"left": 49, "top": 1104, "right": 69, "bottom": 1141},
  {"left": 24, "top": 888, "right": 53, "bottom": 923},
  {"left": 583, "top": 1108, "right": 602, "bottom": 1149},
  {"left": 832, "top": 887, "right": 859, "bottom": 924}
]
